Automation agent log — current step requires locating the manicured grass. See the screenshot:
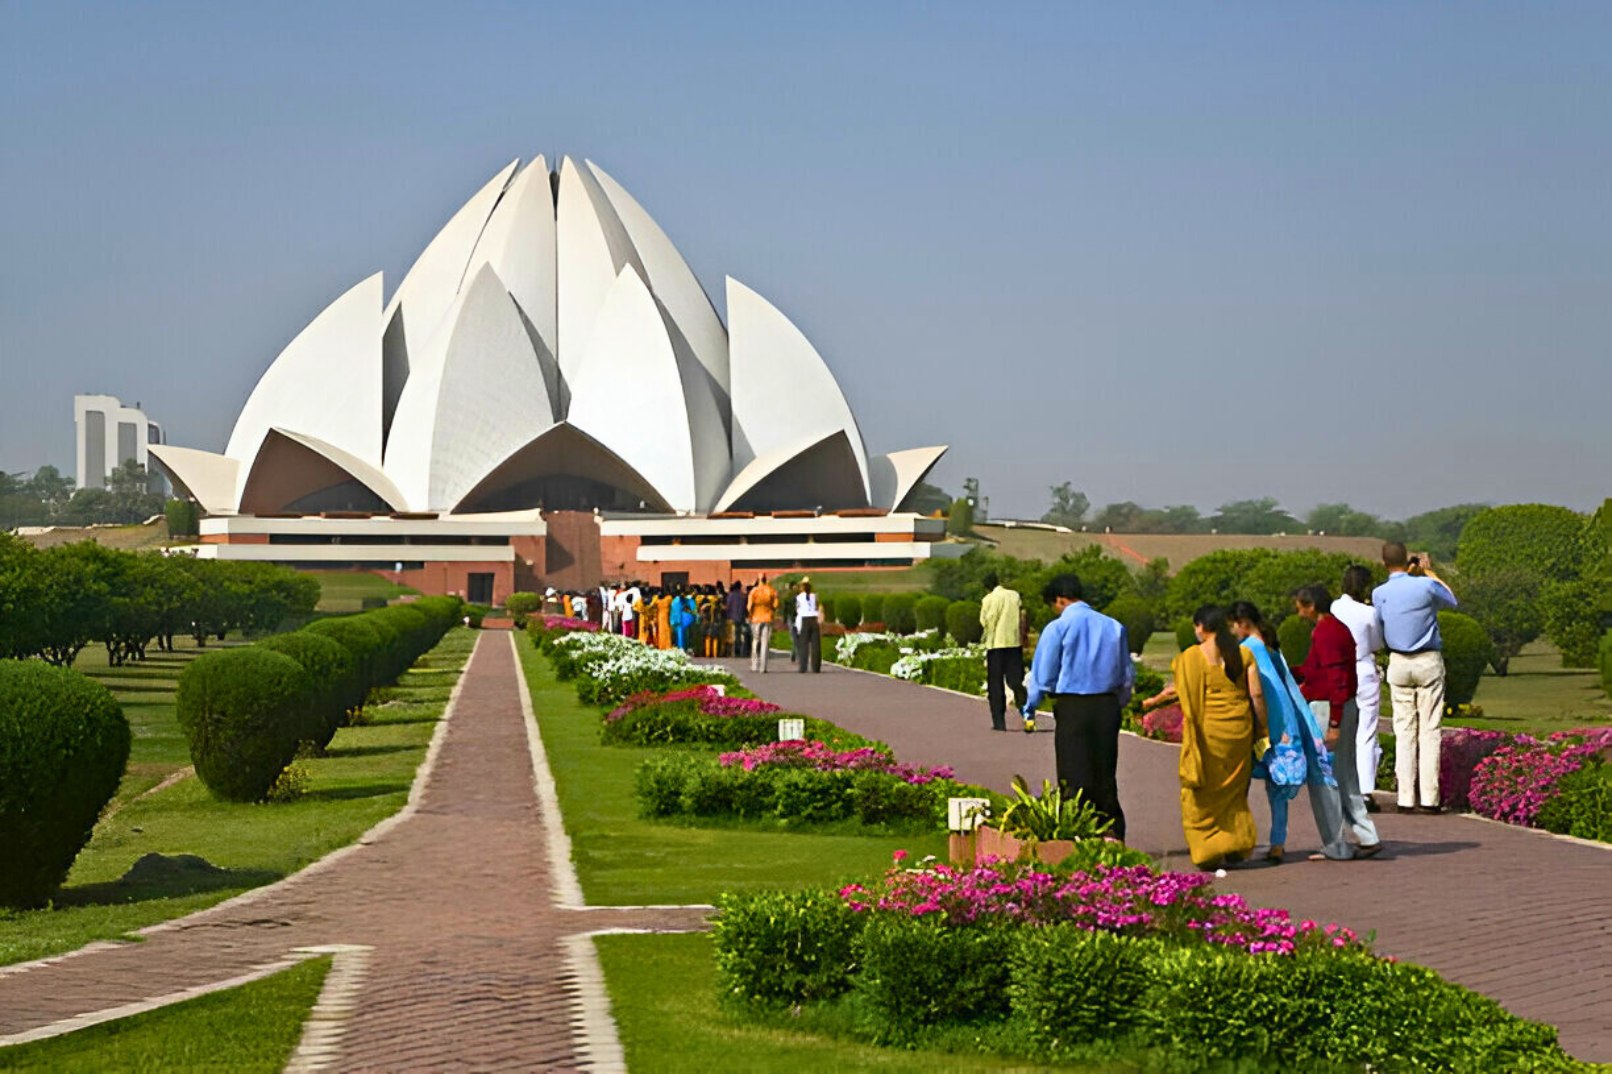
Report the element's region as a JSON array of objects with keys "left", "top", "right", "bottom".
[
  {"left": 310, "top": 569, "right": 419, "bottom": 612},
  {"left": 0, "top": 955, "right": 330, "bottom": 1072},
  {"left": 516, "top": 642, "right": 947, "bottom": 905},
  {"left": 809, "top": 567, "right": 930, "bottom": 595},
  {"left": 1454, "top": 641, "right": 1612, "bottom": 736},
  {"left": 599, "top": 932, "right": 1106, "bottom": 1073},
  {"left": 0, "top": 630, "right": 473, "bottom": 966}
]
